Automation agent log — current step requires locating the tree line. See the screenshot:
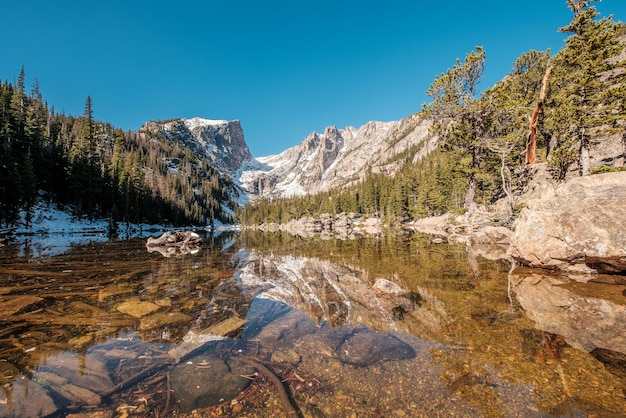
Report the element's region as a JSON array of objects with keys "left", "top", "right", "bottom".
[
  {"left": 0, "top": 69, "right": 238, "bottom": 228},
  {"left": 240, "top": 0, "right": 626, "bottom": 227}
]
